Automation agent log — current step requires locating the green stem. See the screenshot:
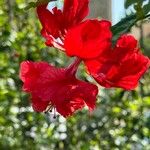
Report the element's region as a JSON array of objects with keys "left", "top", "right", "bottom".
[{"left": 66, "top": 57, "right": 82, "bottom": 75}]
